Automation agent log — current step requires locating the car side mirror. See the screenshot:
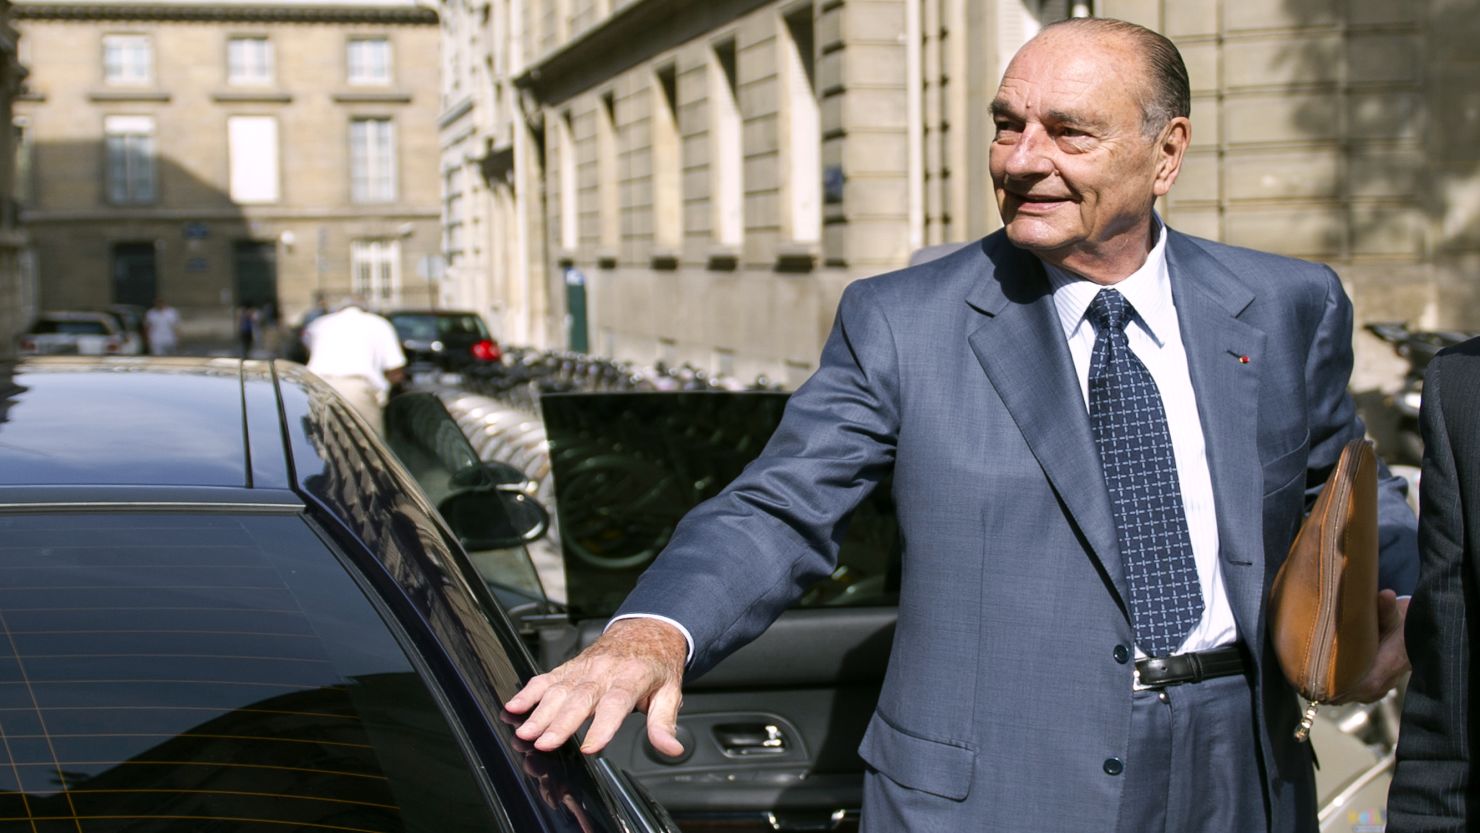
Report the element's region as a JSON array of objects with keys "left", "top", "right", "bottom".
[{"left": 438, "top": 488, "right": 550, "bottom": 551}]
